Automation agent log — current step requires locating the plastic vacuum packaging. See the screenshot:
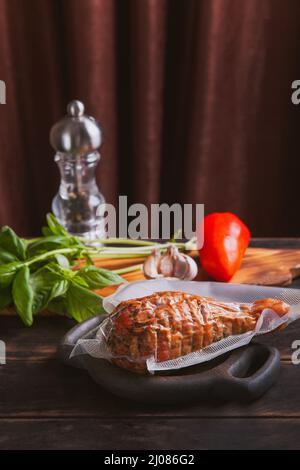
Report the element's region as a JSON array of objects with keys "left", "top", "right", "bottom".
[{"left": 70, "top": 279, "right": 300, "bottom": 374}]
